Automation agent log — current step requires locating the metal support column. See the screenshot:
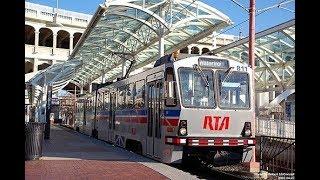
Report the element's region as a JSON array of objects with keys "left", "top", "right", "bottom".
[
  {"left": 159, "top": 36, "right": 164, "bottom": 58},
  {"left": 249, "top": 0, "right": 256, "bottom": 163},
  {"left": 89, "top": 83, "right": 92, "bottom": 93},
  {"left": 80, "top": 86, "right": 83, "bottom": 94},
  {"left": 158, "top": 6, "right": 165, "bottom": 58},
  {"left": 44, "top": 84, "right": 52, "bottom": 139},
  {"left": 121, "top": 60, "right": 127, "bottom": 78},
  {"left": 92, "top": 89, "right": 98, "bottom": 138},
  {"left": 73, "top": 85, "right": 77, "bottom": 126},
  {"left": 101, "top": 71, "right": 105, "bottom": 83}
]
